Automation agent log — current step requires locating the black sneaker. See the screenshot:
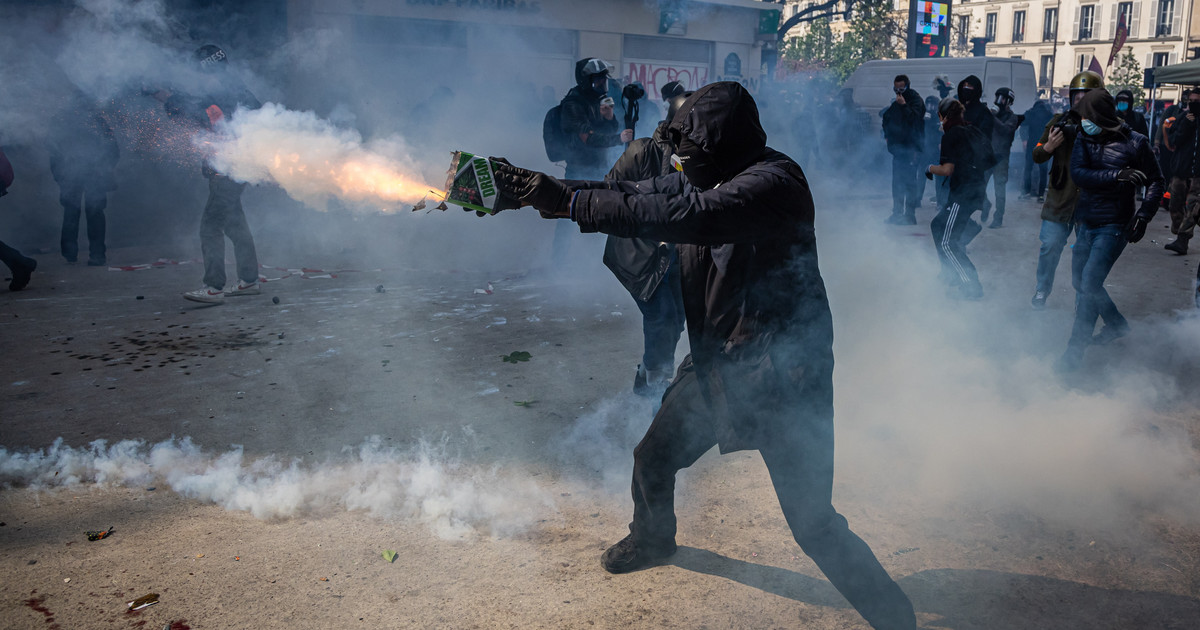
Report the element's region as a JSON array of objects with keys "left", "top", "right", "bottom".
[
  {"left": 600, "top": 535, "right": 677, "bottom": 574},
  {"left": 9, "top": 256, "right": 36, "bottom": 291}
]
